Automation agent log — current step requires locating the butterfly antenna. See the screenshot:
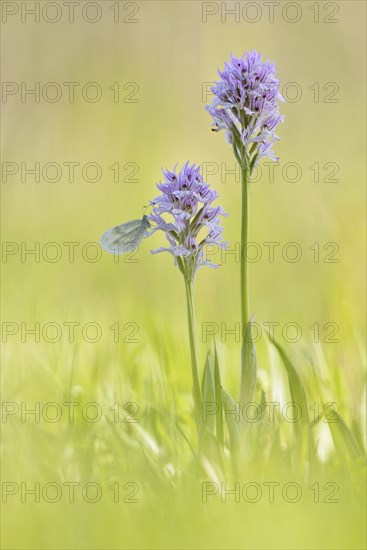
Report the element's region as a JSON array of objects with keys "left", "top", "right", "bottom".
[{"left": 142, "top": 204, "right": 153, "bottom": 216}]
